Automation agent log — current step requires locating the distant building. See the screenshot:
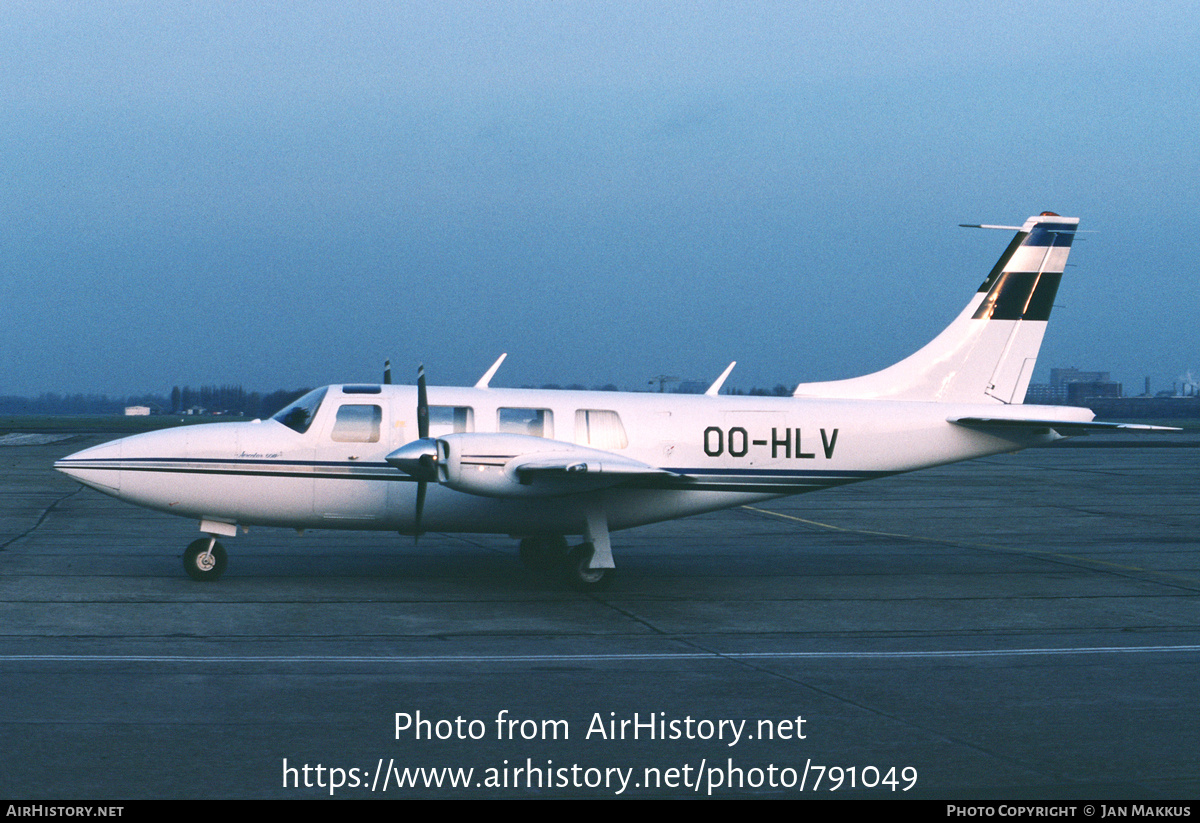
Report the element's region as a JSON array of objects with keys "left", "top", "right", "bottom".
[
  {"left": 124, "top": 406, "right": 151, "bottom": 416},
  {"left": 1066, "top": 381, "right": 1122, "bottom": 403},
  {"left": 1050, "top": 368, "right": 1111, "bottom": 386},
  {"left": 1025, "top": 367, "right": 1122, "bottom": 405},
  {"left": 1023, "top": 384, "right": 1064, "bottom": 404}
]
